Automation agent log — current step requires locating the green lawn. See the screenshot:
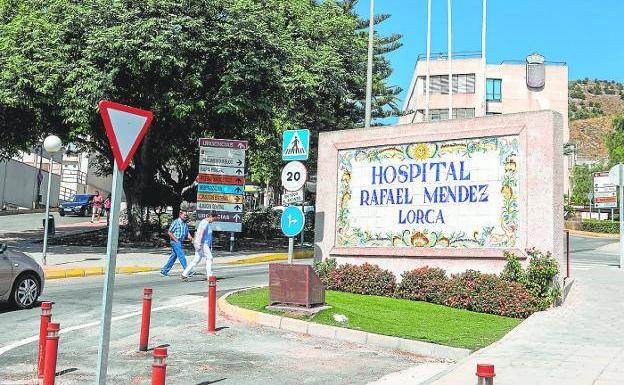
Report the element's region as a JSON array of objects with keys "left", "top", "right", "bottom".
[{"left": 227, "top": 287, "right": 522, "bottom": 350}]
